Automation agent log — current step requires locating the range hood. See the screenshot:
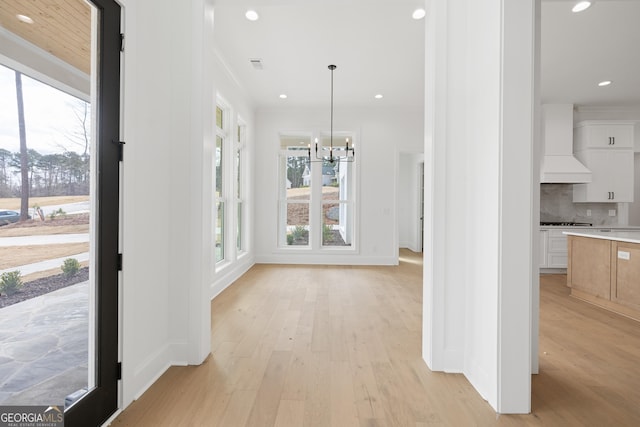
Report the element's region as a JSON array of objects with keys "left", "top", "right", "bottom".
[{"left": 540, "top": 104, "right": 592, "bottom": 183}]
